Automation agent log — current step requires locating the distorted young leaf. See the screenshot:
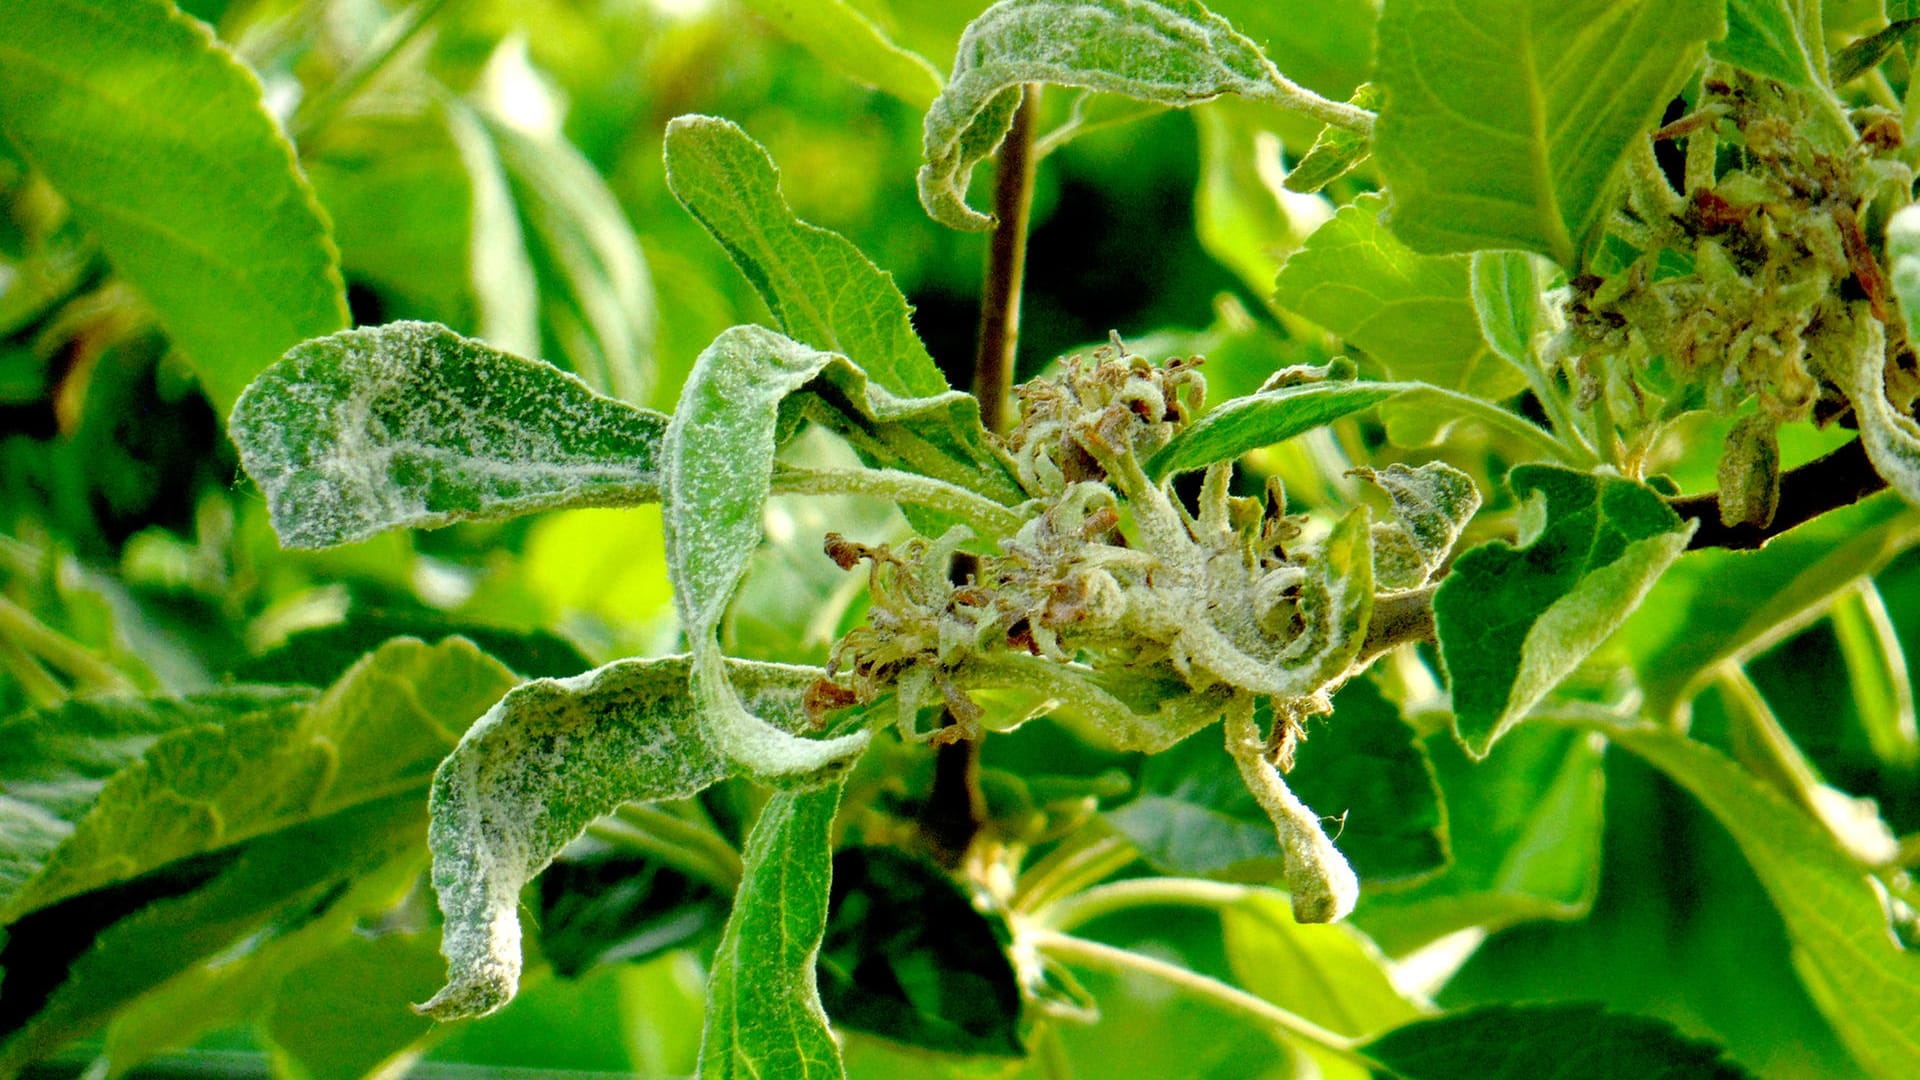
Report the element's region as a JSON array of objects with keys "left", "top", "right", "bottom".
[
  {"left": 1434, "top": 466, "right": 1693, "bottom": 758},
  {"left": 1354, "top": 723, "right": 1606, "bottom": 956},
  {"left": 699, "top": 781, "right": 848, "bottom": 1080},
  {"left": 1283, "top": 83, "right": 1378, "bottom": 195},
  {"left": 1146, "top": 378, "right": 1406, "bottom": 481},
  {"left": 1373, "top": 0, "right": 1725, "bottom": 263},
  {"left": 1594, "top": 720, "right": 1920, "bottom": 1080},
  {"left": 0, "top": 638, "right": 512, "bottom": 925},
  {"left": 1712, "top": 0, "right": 1828, "bottom": 92},
  {"left": 0, "top": 0, "right": 348, "bottom": 416},
  {"left": 418, "top": 654, "right": 821, "bottom": 1020},
  {"left": 818, "top": 847, "right": 1023, "bottom": 1057},
  {"left": 486, "top": 114, "right": 656, "bottom": 405},
  {"left": 1106, "top": 679, "right": 1446, "bottom": 887},
  {"left": 1831, "top": 17, "right": 1920, "bottom": 86},
  {"left": 1354, "top": 462, "right": 1481, "bottom": 591},
  {"left": 230, "top": 321, "right": 668, "bottom": 550},
  {"left": 736, "top": 0, "right": 944, "bottom": 108},
  {"left": 1614, "top": 492, "right": 1920, "bottom": 723},
  {"left": 664, "top": 116, "right": 948, "bottom": 399},
  {"left": 919, "top": 0, "right": 1351, "bottom": 230},
  {"left": 1364, "top": 1002, "right": 1754, "bottom": 1079},
  {"left": 1272, "top": 195, "right": 1526, "bottom": 399}
]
